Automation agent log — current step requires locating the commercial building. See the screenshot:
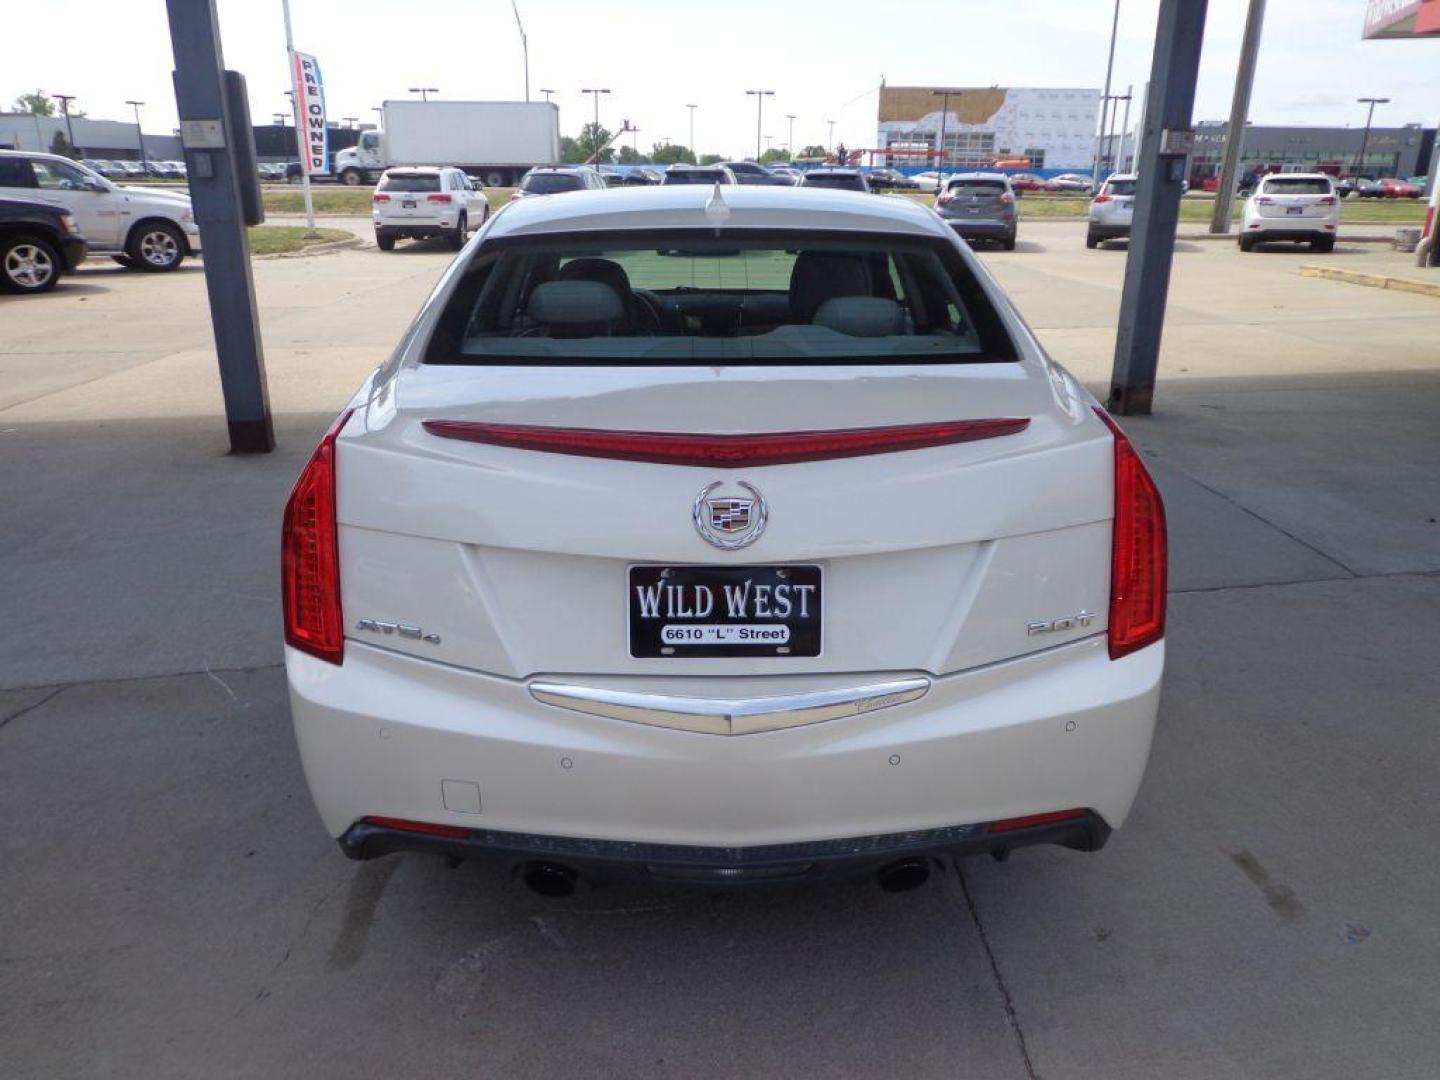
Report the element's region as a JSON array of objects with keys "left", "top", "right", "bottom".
[
  {"left": 1187, "top": 121, "right": 1435, "bottom": 181},
  {"left": 875, "top": 86, "right": 1101, "bottom": 172},
  {"left": 0, "top": 113, "right": 181, "bottom": 159}
]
